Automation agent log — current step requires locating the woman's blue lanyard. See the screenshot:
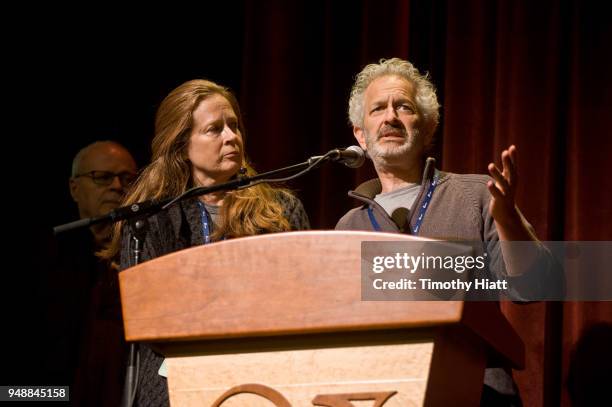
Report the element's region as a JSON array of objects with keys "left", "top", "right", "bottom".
[
  {"left": 367, "top": 172, "right": 439, "bottom": 235},
  {"left": 197, "top": 201, "right": 213, "bottom": 244}
]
